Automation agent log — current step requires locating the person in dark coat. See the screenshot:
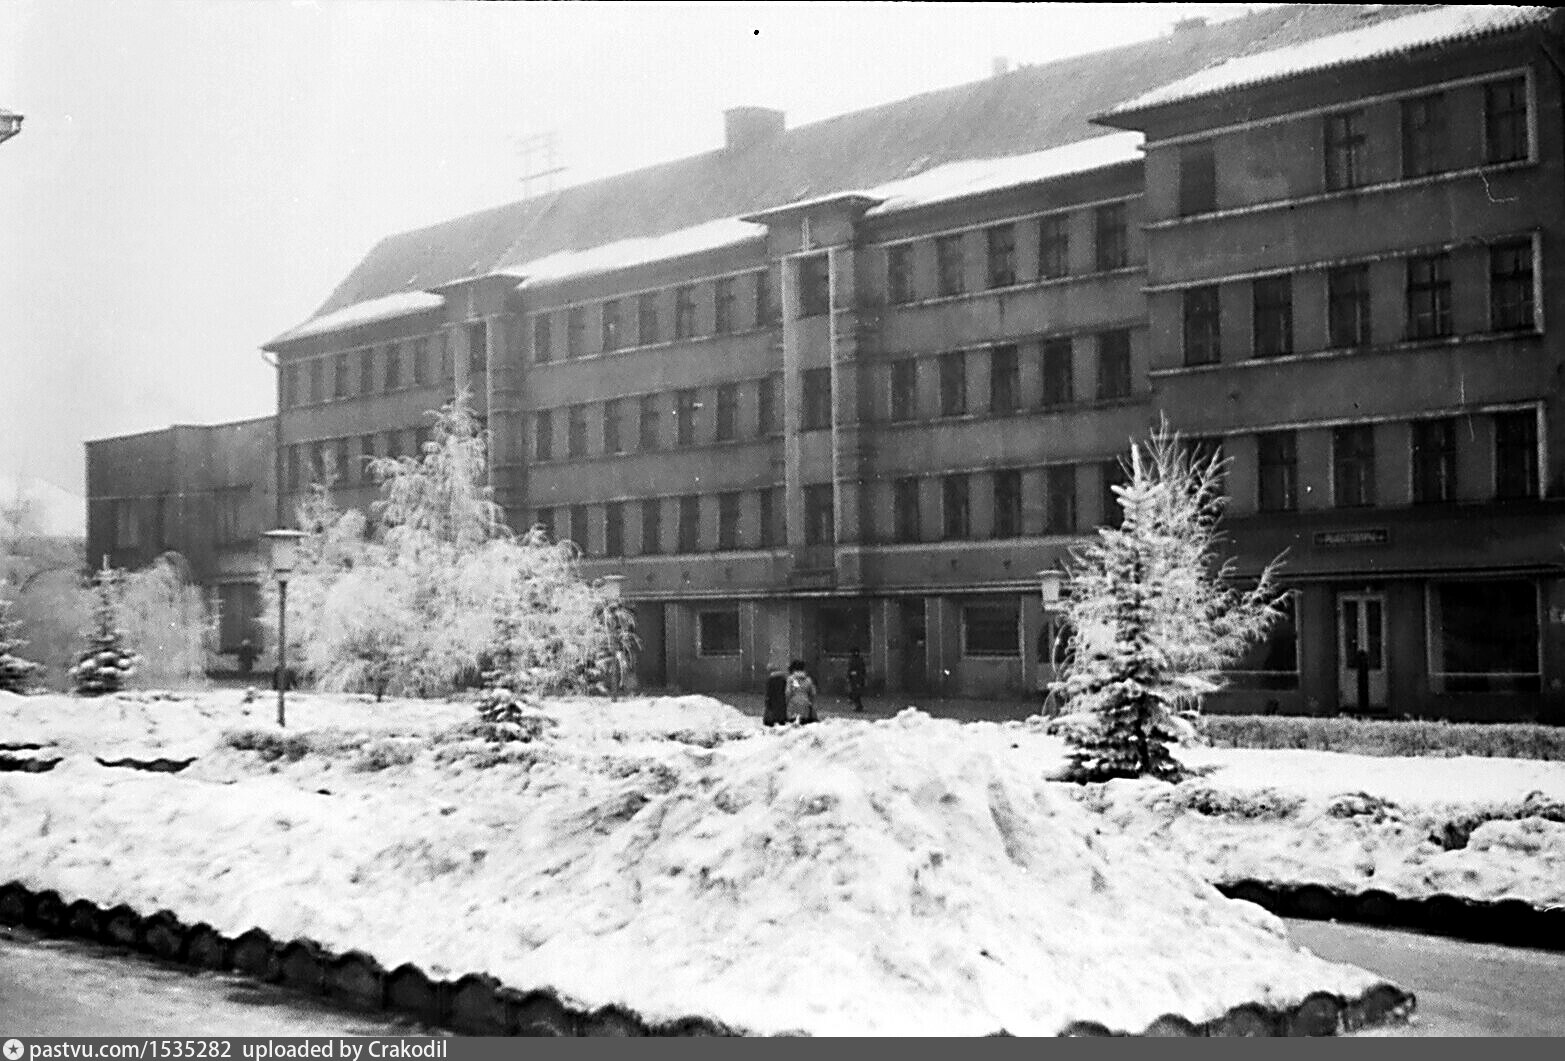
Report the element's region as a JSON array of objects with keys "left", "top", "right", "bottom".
[
  {"left": 846, "top": 647, "right": 867, "bottom": 713},
  {"left": 786, "top": 659, "right": 818, "bottom": 724},
  {"left": 763, "top": 658, "right": 790, "bottom": 727}
]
